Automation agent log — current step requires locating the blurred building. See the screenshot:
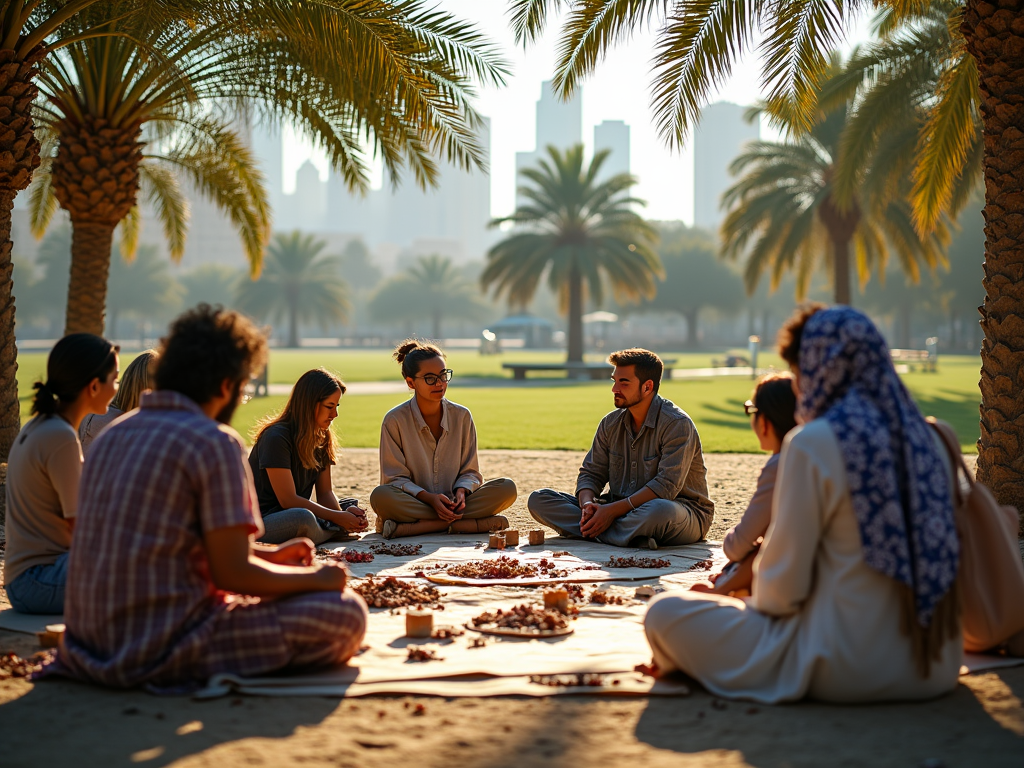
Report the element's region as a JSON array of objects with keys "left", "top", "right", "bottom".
[
  {"left": 515, "top": 80, "right": 583, "bottom": 208},
  {"left": 594, "top": 119, "right": 631, "bottom": 181},
  {"left": 694, "top": 101, "right": 759, "bottom": 231}
]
